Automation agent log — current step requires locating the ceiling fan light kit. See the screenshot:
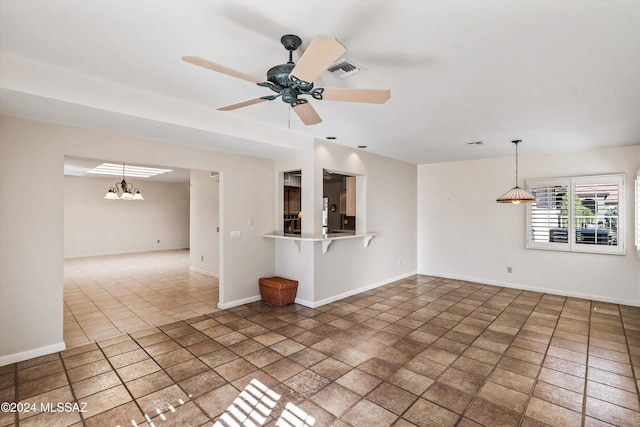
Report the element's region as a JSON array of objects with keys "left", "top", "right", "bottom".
[
  {"left": 182, "top": 34, "right": 390, "bottom": 126},
  {"left": 496, "top": 140, "right": 536, "bottom": 204}
]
